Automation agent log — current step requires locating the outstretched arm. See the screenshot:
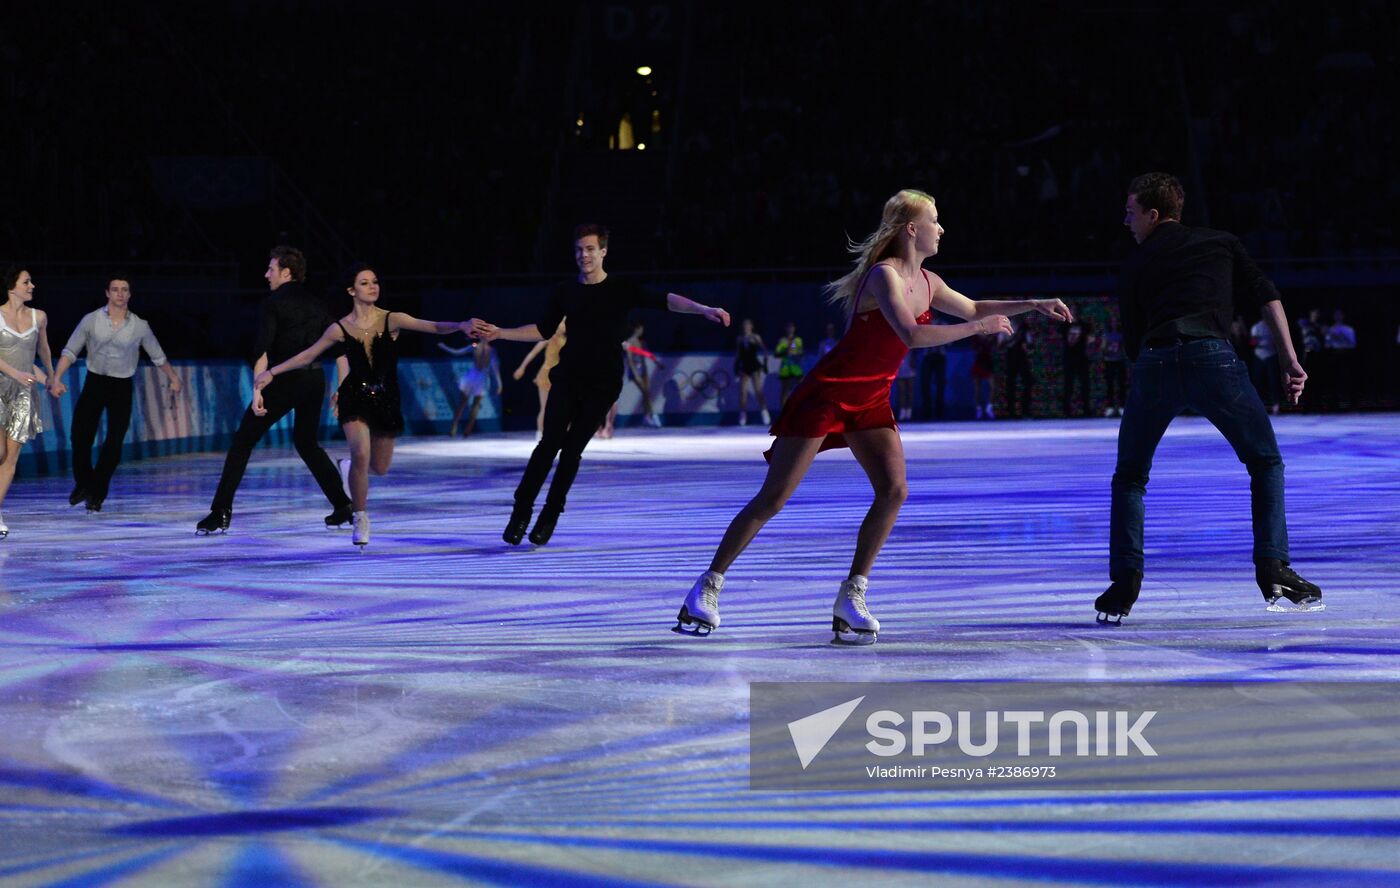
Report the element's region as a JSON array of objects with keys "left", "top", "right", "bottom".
[
  {"left": 474, "top": 321, "right": 544, "bottom": 343},
  {"left": 930, "top": 274, "right": 1073, "bottom": 324},
  {"left": 392, "top": 313, "right": 474, "bottom": 337},
  {"left": 1261, "top": 300, "right": 1306, "bottom": 405},
  {"left": 438, "top": 341, "right": 477, "bottom": 357},
  {"left": 253, "top": 323, "right": 342, "bottom": 390},
  {"left": 513, "top": 339, "right": 547, "bottom": 378},
  {"left": 666, "top": 292, "right": 730, "bottom": 327},
  {"left": 870, "top": 265, "right": 1011, "bottom": 348}
]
